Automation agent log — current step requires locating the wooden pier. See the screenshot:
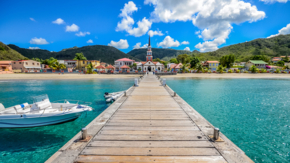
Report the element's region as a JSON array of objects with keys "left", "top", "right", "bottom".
[{"left": 46, "top": 74, "right": 253, "bottom": 163}]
